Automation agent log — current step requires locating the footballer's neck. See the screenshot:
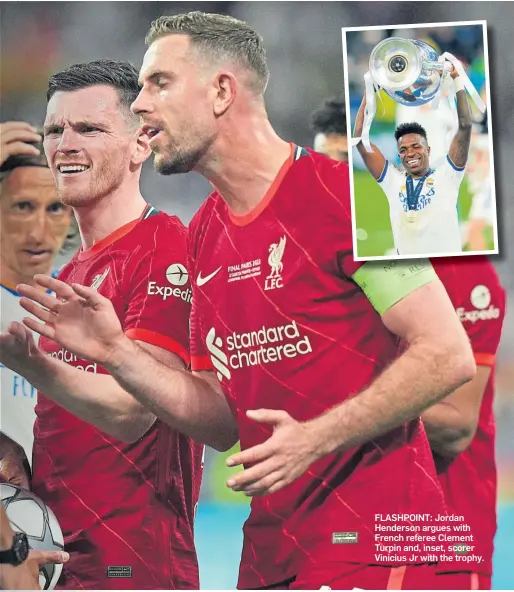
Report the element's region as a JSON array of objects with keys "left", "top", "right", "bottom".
[
  {"left": 198, "top": 106, "right": 292, "bottom": 216},
  {"left": 73, "top": 180, "right": 147, "bottom": 250},
  {"left": 0, "top": 258, "right": 50, "bottom": 292}
]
